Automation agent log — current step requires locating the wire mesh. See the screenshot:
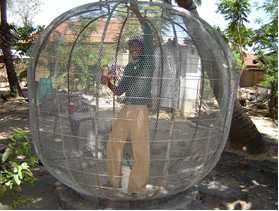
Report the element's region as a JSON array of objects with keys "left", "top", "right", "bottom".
[{"left": 27, "top": 0, "right": 237, "bottom": 201}]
